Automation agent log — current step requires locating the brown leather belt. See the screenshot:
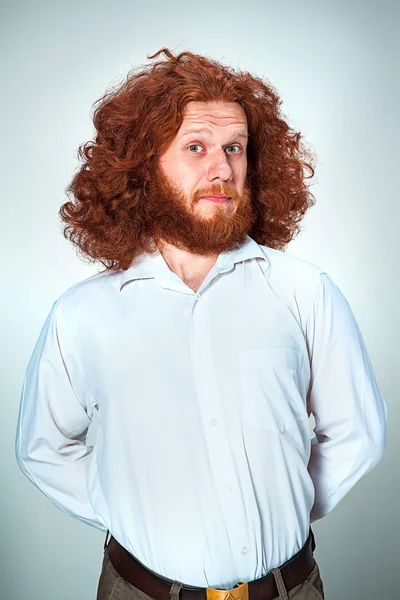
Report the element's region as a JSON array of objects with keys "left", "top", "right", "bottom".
[{"left": 106, "top": 528, "right": 316, "bottom": 600}]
